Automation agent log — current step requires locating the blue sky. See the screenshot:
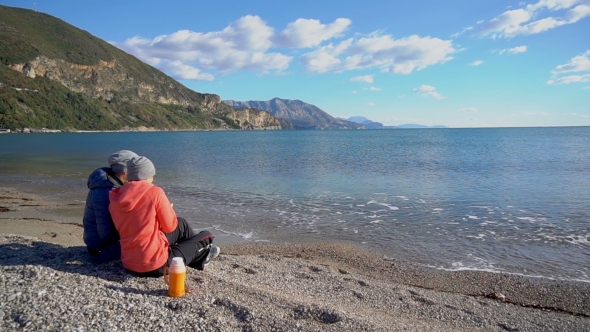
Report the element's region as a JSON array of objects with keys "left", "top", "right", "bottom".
[{"left": 4, "top": 0, "right": 590, "bottom": 127}]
